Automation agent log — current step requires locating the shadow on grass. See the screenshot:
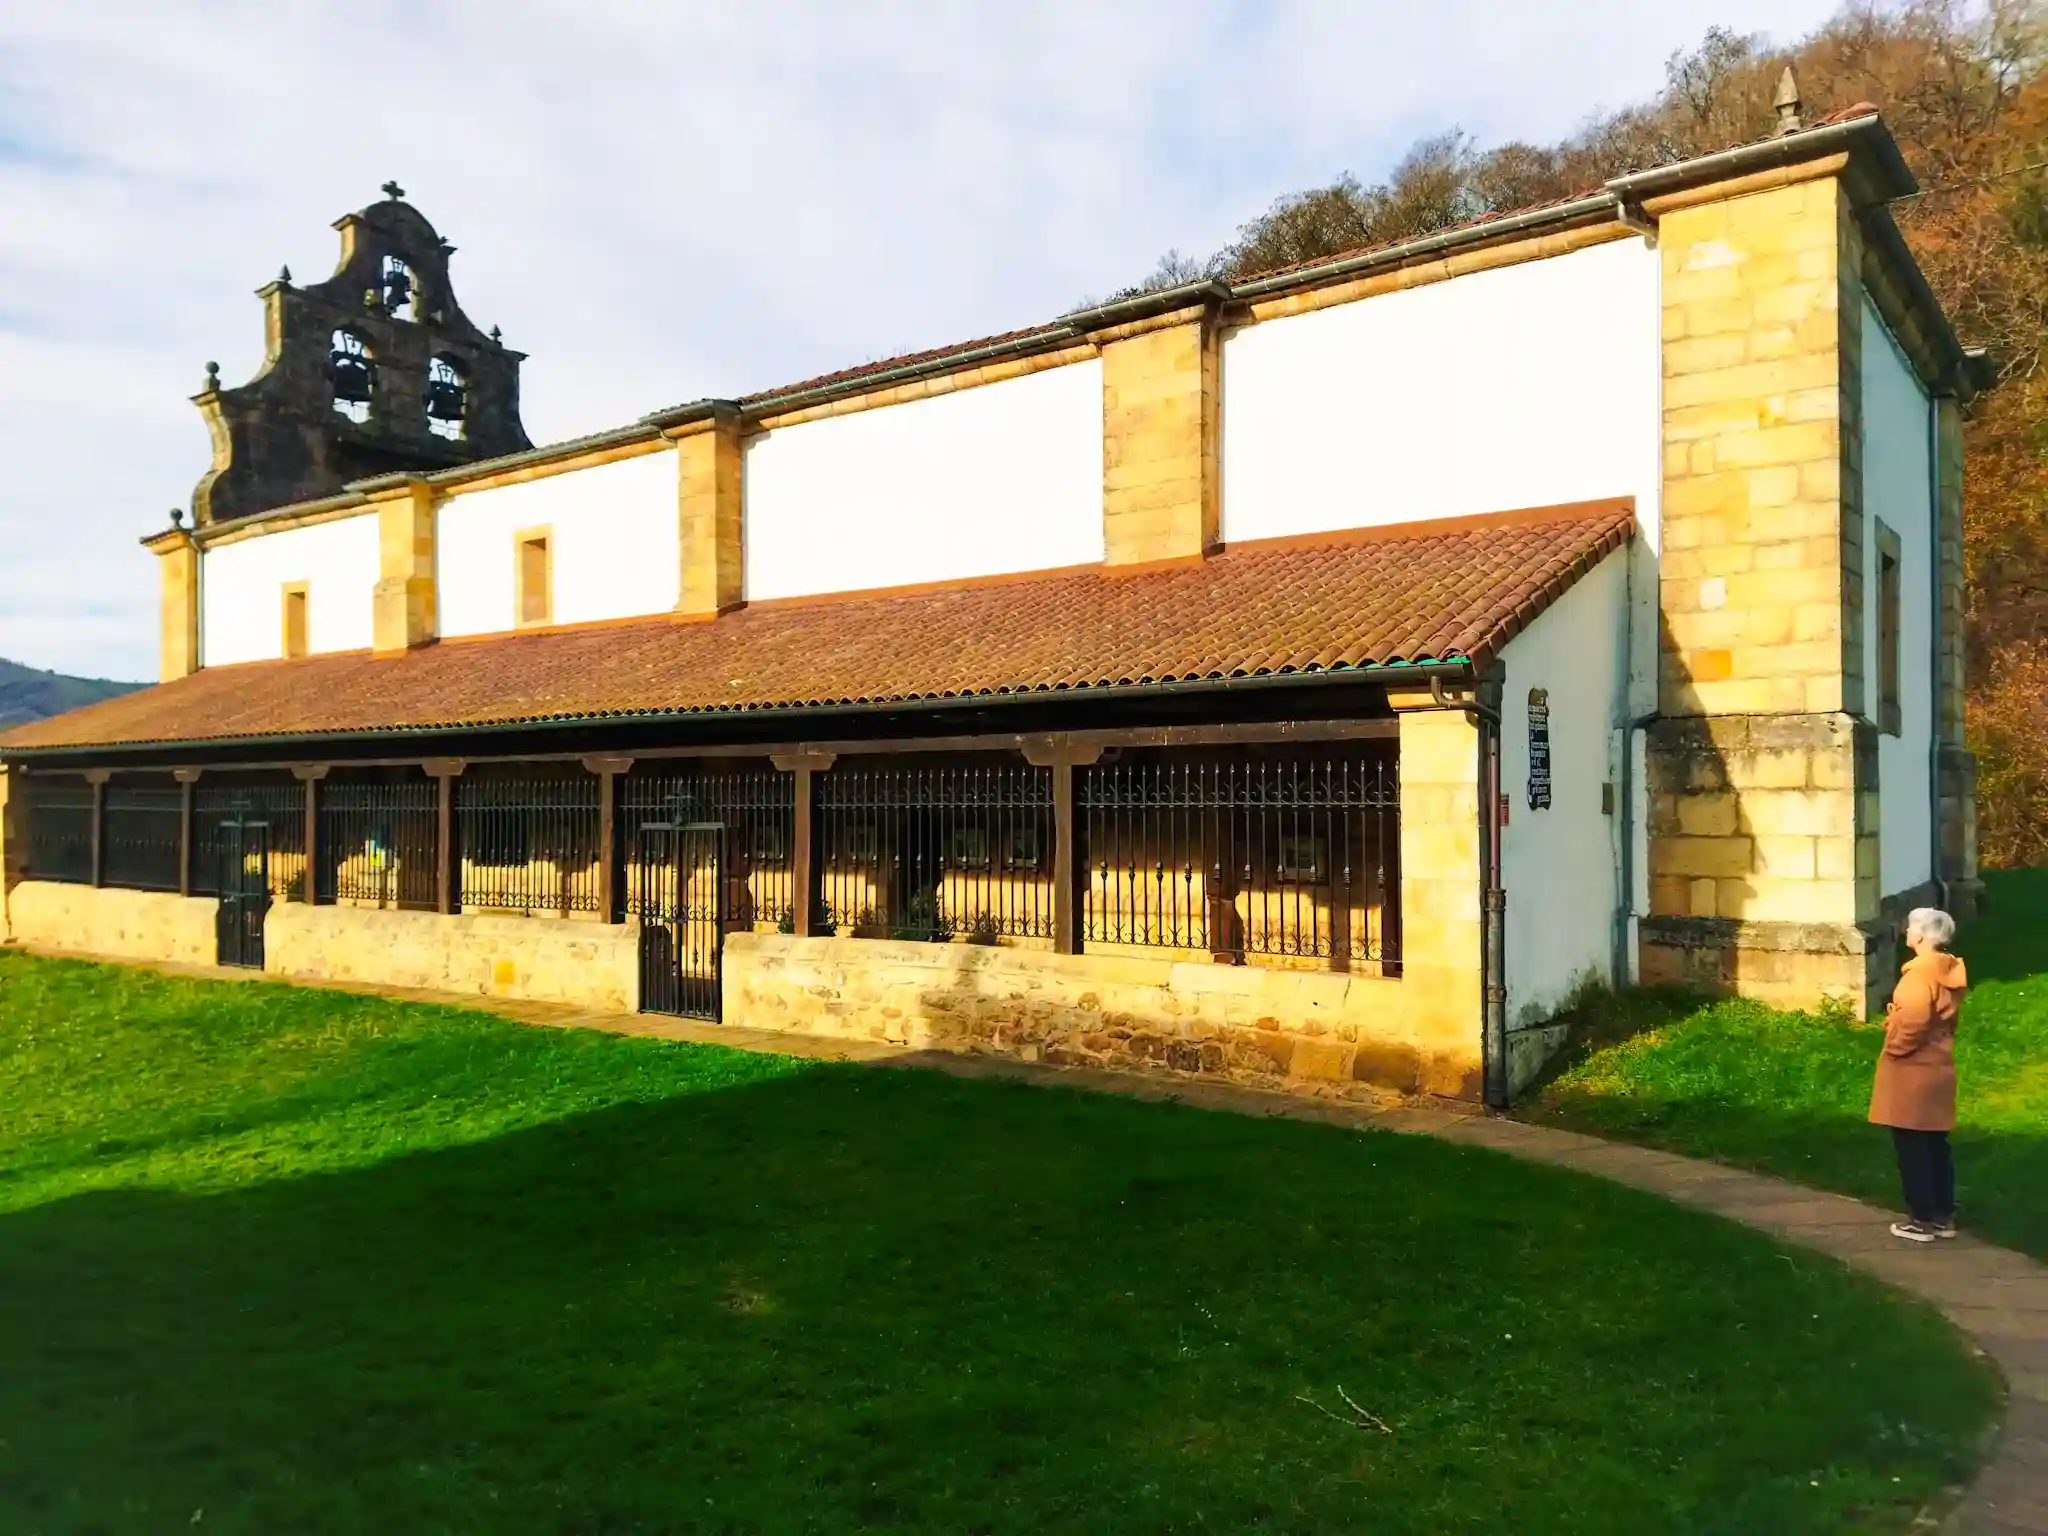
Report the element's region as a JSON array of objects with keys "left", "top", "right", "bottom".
[
  {"left": 1954, "top": 866, "right": 2048, "bottom": 984},
  {"left": 0, "top": 1063, "right": 1998, "bottom": 1536},
  {"left": 1523, "top": 866, "right": 2048, "bottom": 1261}
]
